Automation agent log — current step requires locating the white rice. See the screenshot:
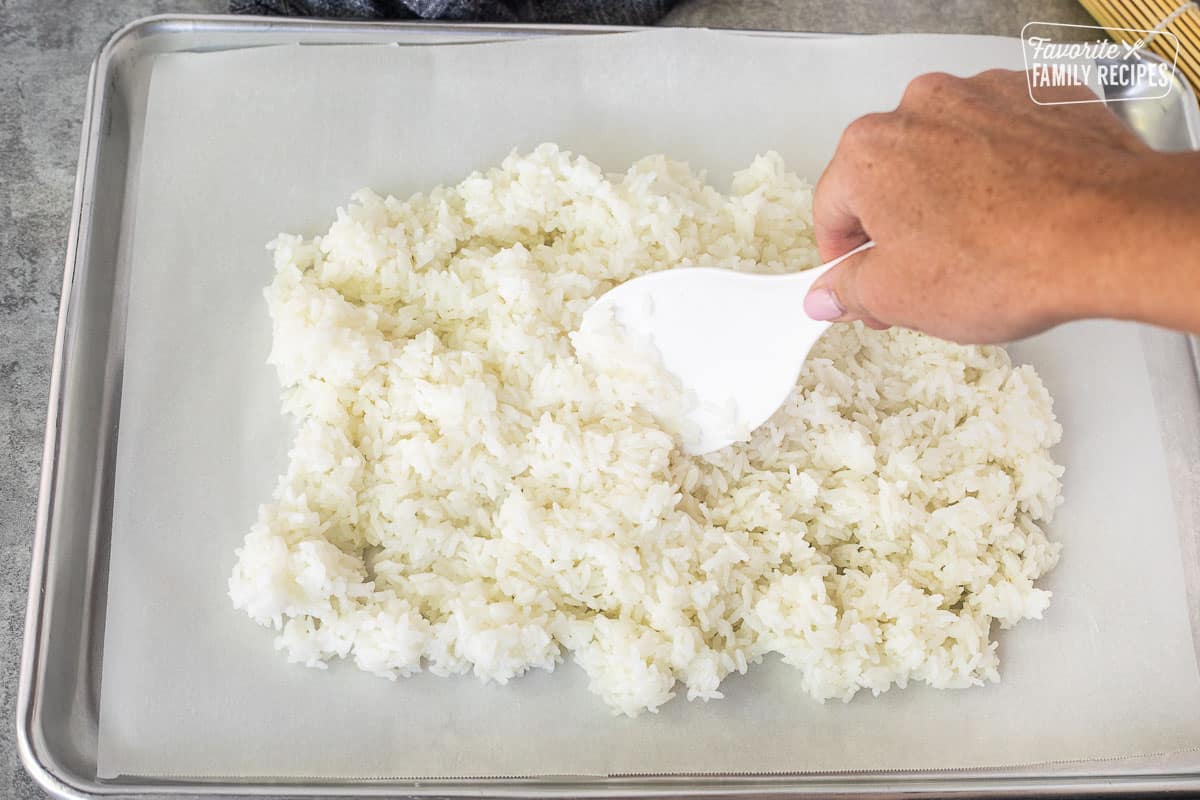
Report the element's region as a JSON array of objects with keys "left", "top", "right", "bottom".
[{"left": 229, "top": 144, "right": 1064, "bottom": 717}]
